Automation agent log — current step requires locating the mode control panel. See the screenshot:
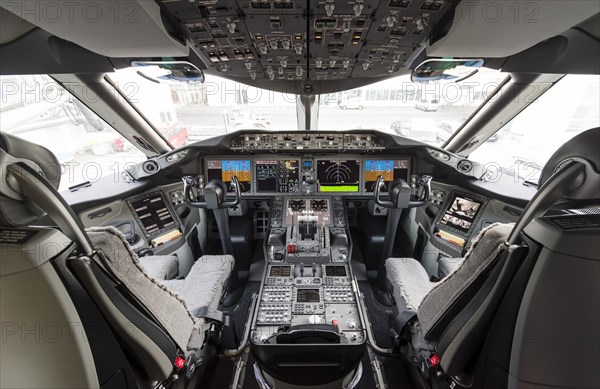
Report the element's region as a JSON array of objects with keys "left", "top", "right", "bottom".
[{"left": 230, "top": 132, "right": 385, "bottom": 152}]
